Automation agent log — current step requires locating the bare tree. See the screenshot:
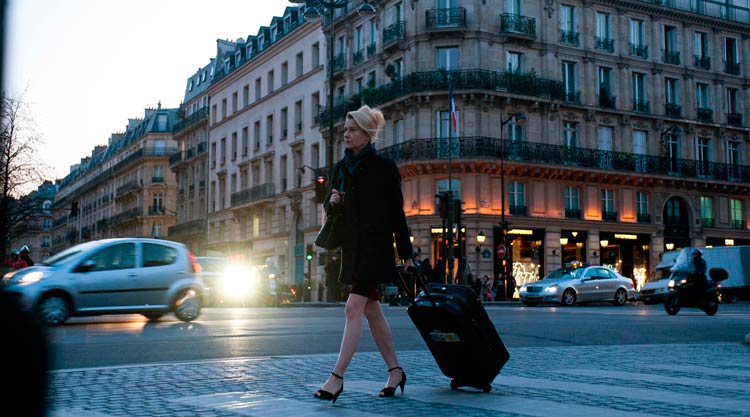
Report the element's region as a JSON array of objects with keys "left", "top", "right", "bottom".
[{"left": 1, "top": 90, "right": 50, "bottom": 259}]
